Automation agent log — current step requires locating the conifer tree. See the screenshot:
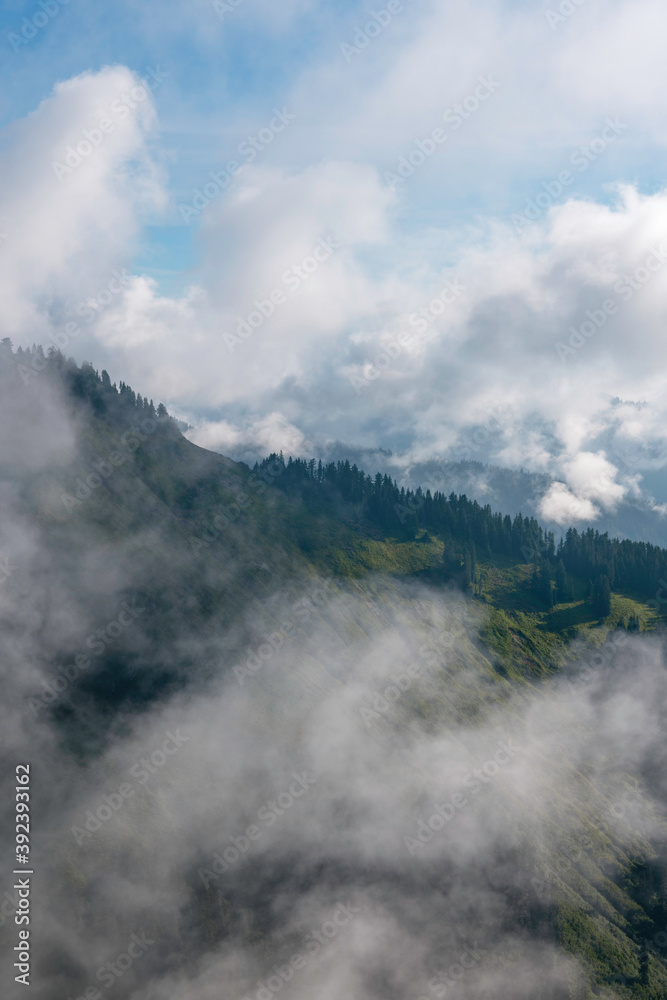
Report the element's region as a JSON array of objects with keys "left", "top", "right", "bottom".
[{"left": 592, "top": 575, "right": 611, "bottom": 619}]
